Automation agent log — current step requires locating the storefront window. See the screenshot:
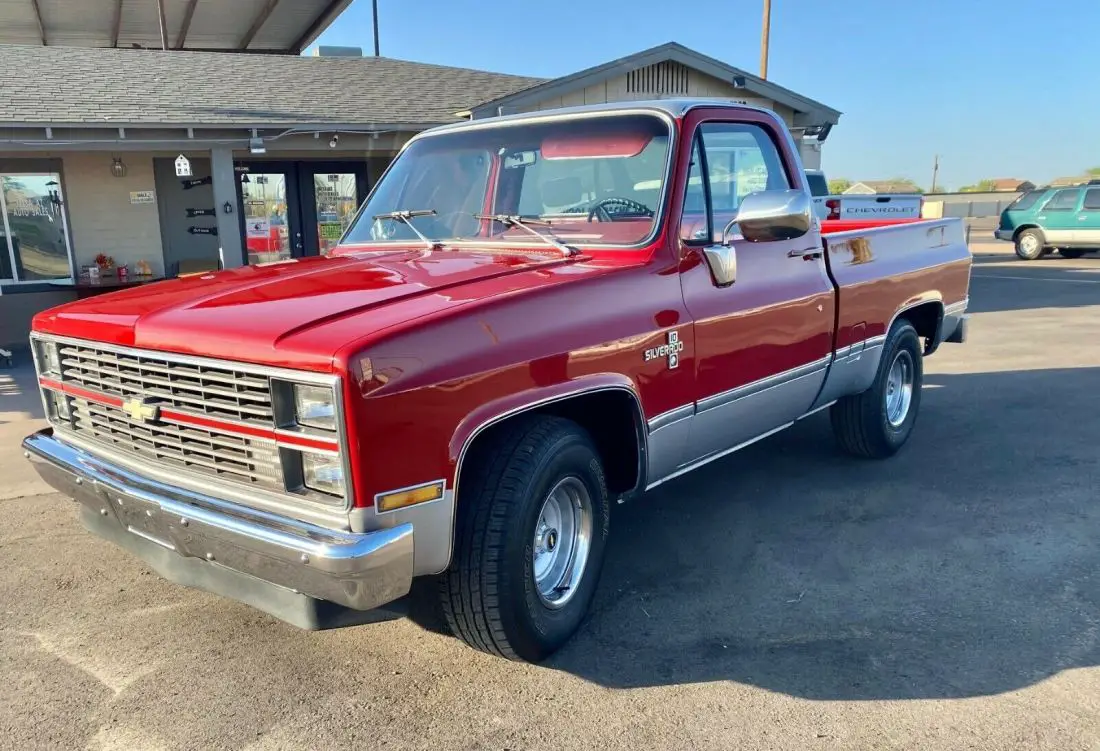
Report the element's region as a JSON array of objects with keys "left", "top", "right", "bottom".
[{"left": 0, "top": 173, "right": 74, "bottom": 283}]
